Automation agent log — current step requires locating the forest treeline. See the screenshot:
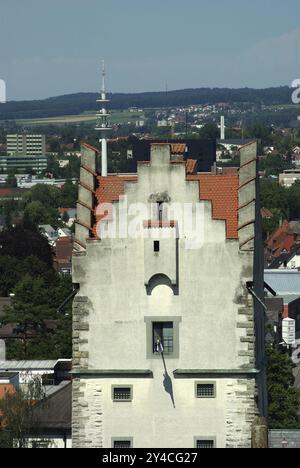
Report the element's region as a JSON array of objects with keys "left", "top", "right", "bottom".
[{"left": 0, "top": 86, "right": 293, "bottom": 120}]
